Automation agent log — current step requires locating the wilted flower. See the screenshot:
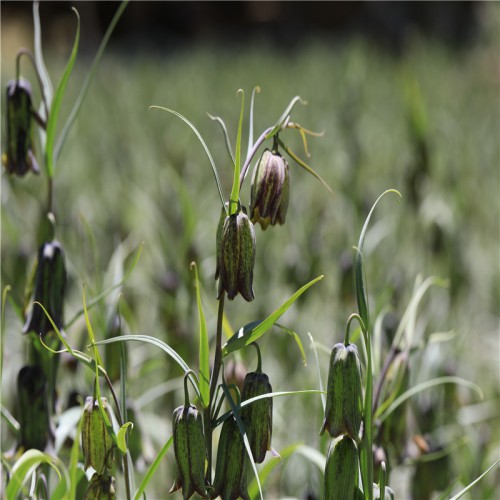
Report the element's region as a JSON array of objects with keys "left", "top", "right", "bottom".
[
  {"left": 241, "top": 371, "right": 273, "bottom": 463},
  {"left": 212, "top": 416, "right": 249, "bottom": 500},
  {"left": 2, "top": 79, "right": 40, "bottom": 176},
  {"left": 17, "top": 365, "right": 50, "bottom": 451},
  {"left": 320, "top": 342, "right": 363, "bottom": 442},
  {"left": 169, "top": 404, "right": 208, "bottom": 499},
  {"left": 216, "top": 207, "right": 256, "bottom": 302},
  {"left": 82, "top": 397, "right": 114, "bottom": 475},
  {"left": 249, "top": 148, "right": 289, "bottom": 230},
  {"left": 324, "top": 436, "right": 359, "bottom": 500}
]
